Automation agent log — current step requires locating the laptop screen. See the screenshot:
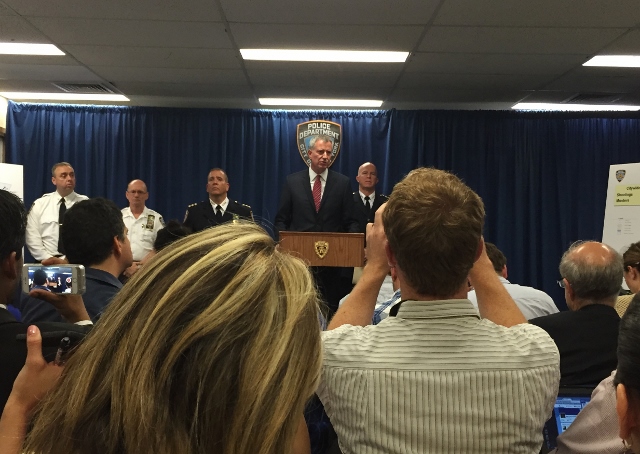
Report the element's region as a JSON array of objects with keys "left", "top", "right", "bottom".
[{"left": 543, "top": 388, "right": 593, "bottom": 450}]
